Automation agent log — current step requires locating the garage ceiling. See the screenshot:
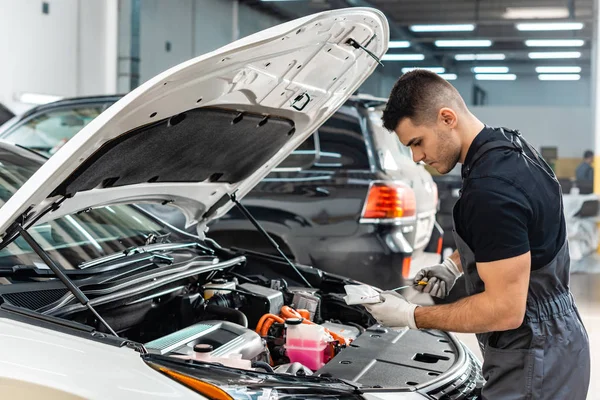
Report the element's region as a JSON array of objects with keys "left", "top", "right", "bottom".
[{"left": 243, "top": 0, "right": 594, "bottom": 77}]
